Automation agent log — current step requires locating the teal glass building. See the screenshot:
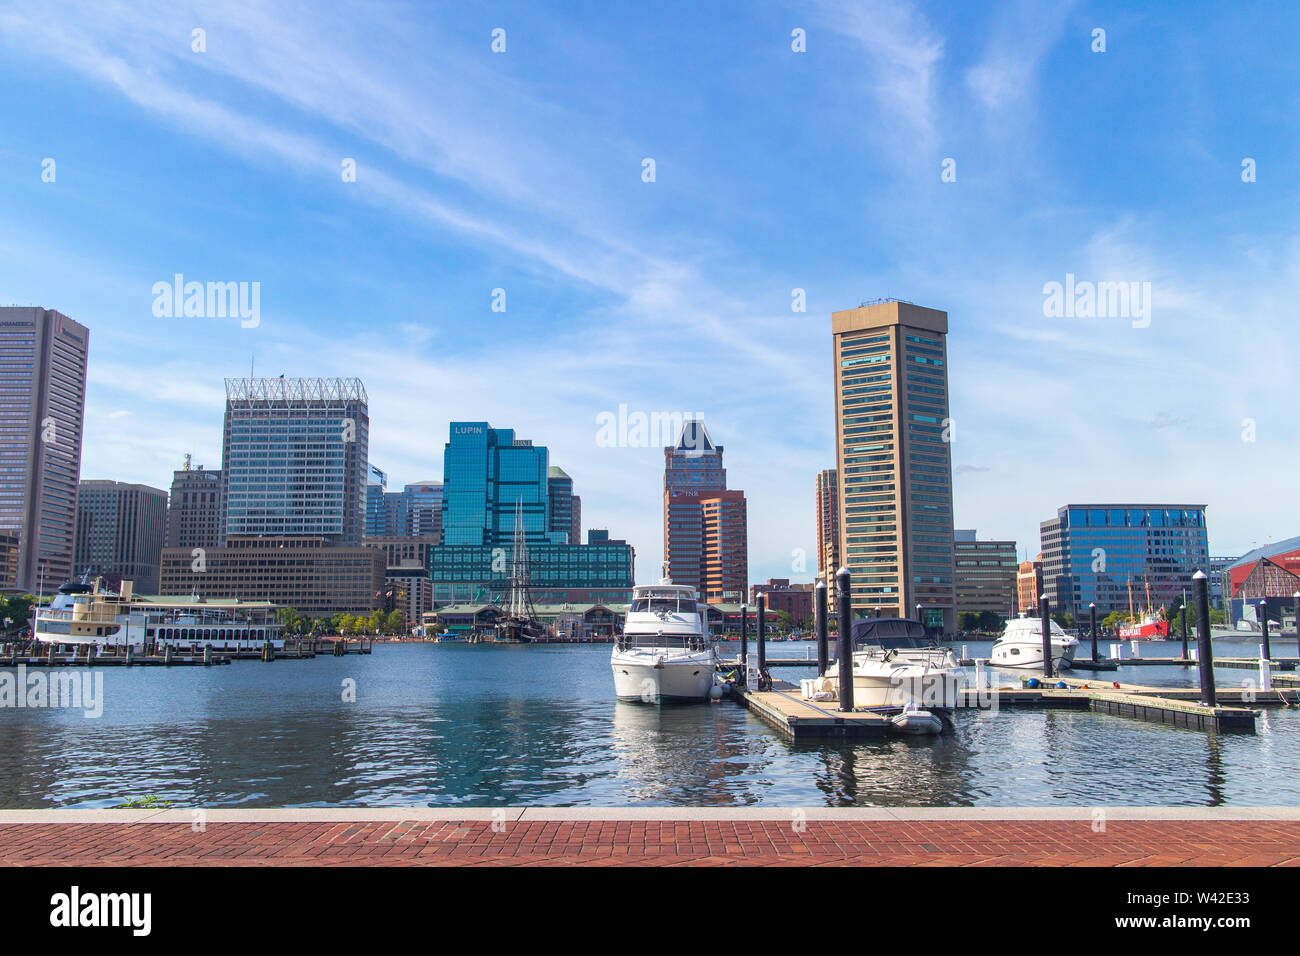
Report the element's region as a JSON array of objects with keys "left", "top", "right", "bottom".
[{"left": 430, "top": 422, "right": 634, "bottom": 604}]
